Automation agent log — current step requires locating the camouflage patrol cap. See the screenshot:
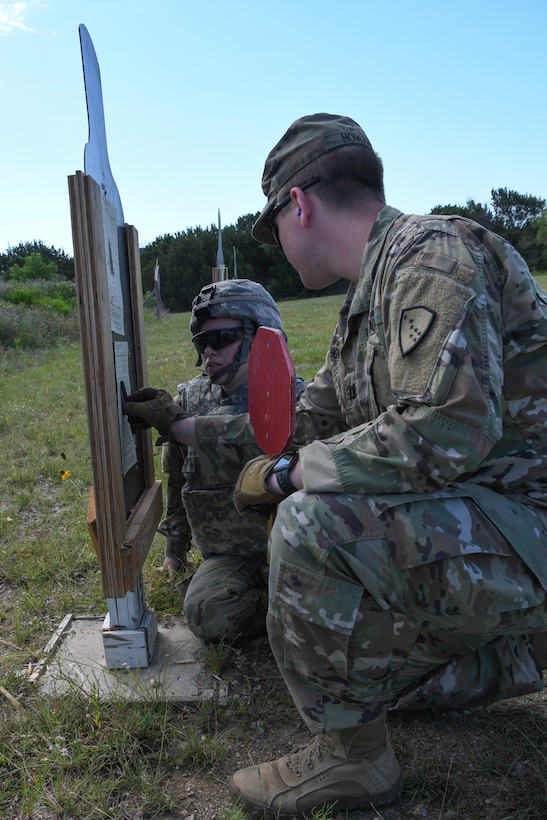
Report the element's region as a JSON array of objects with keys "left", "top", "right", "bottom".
[
  {"left": 252, "top": 113, "right": 374, "bottom": 245},
  {"left": 190, "top": 278, "right": 284, "bottom": 336}
]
